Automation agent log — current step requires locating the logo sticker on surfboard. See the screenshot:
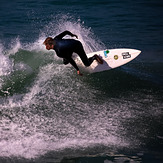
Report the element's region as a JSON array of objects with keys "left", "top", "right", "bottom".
[
  {"left": 122, "top": 52, "right": 131, "bottom": 59},
  {"left": 114, "top": 55, "right": 118, "bottom": 60},
  {"left": 104, "top": 50, "right": 109, "bottom": 58}
]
